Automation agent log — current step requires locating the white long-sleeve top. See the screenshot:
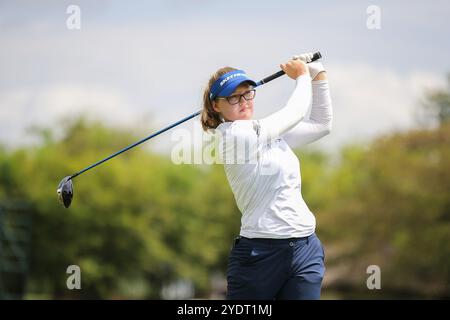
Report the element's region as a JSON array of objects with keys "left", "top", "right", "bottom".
[{"left": 216, "top": 76, "right": 332, "bottom": 238}]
